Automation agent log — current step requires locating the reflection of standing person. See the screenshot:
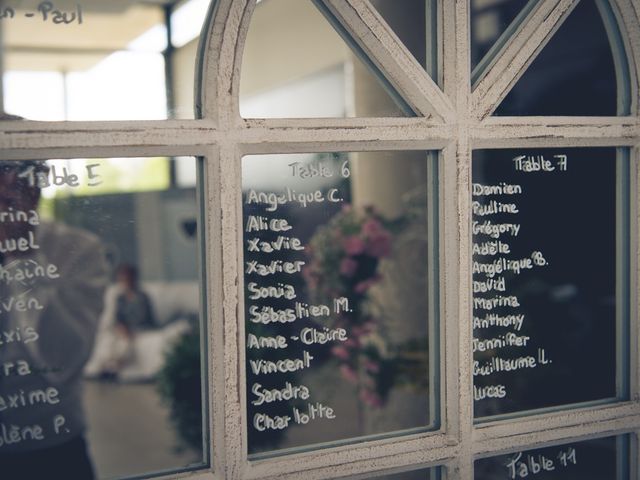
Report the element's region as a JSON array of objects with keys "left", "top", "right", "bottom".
[{"left": 0, "top": 158, "right": 108, "bottom": 479}]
